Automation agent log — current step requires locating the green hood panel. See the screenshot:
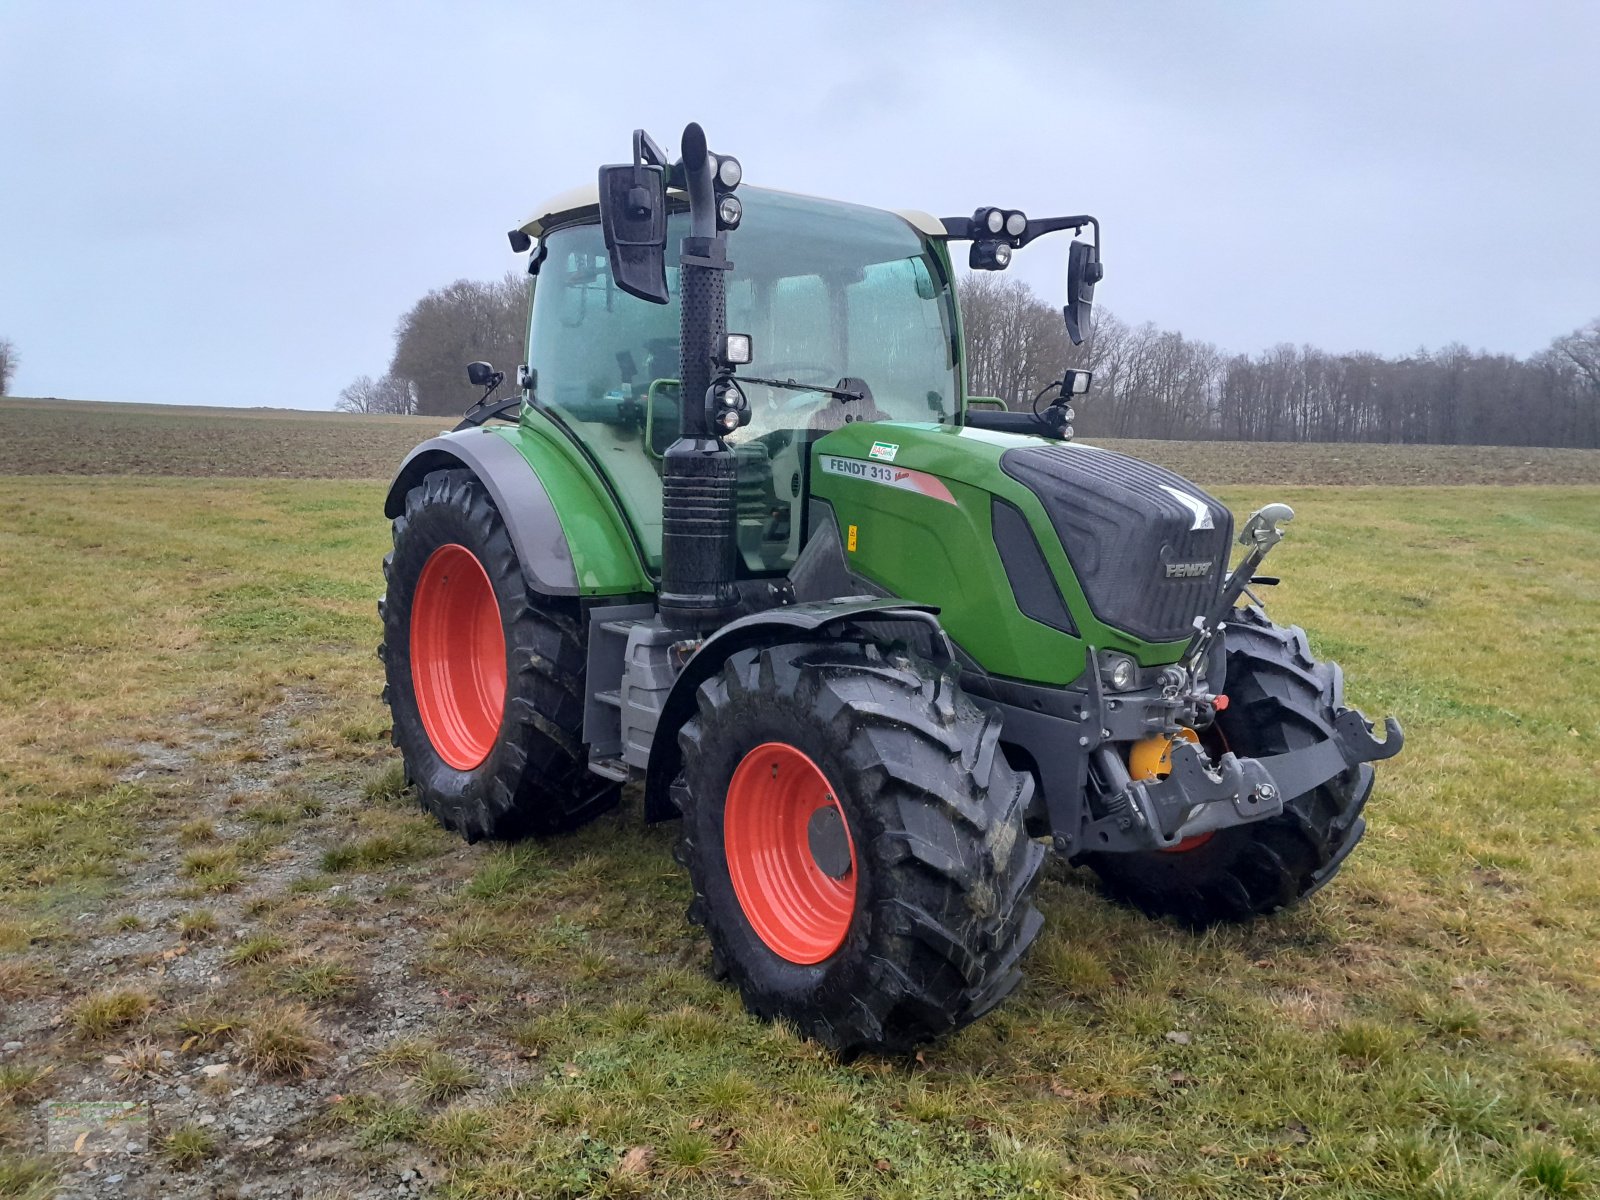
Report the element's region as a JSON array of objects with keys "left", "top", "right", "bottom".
[{"left": 810, "top": 422, "right": 1190, "bottom": 684}]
